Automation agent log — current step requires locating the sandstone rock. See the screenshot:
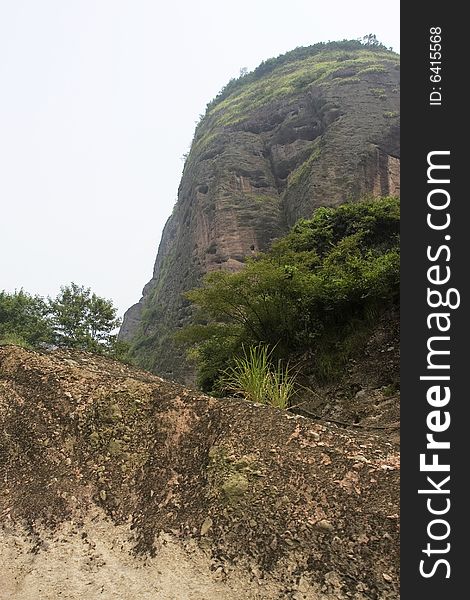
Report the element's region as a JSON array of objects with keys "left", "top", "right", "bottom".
[{"left": 316, "top": 519, "right": 334, "bottom": 532}]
